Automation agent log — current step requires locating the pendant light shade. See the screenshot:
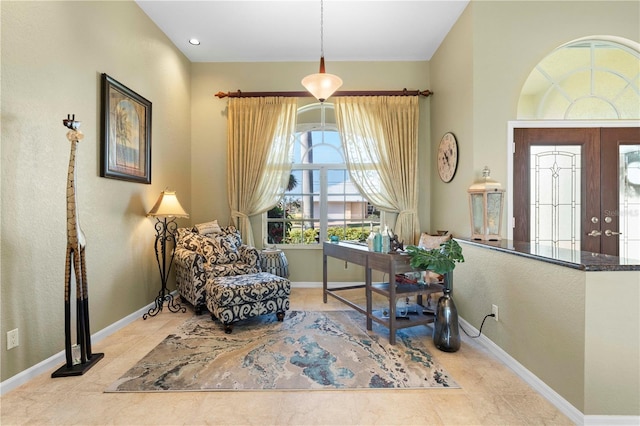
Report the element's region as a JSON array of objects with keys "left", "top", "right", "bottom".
[
  {"left": 301, "top": 57, "right": 343, "bottom": 102},
  {"left": 301, "top": 0, "right": 342, "bottom": 102}
]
